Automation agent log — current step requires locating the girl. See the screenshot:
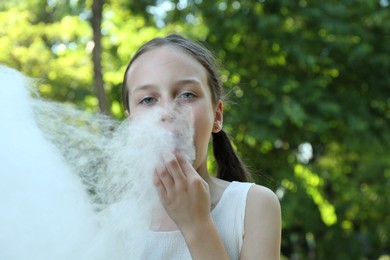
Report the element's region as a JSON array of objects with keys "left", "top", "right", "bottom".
[{"left": 122, "top": 34, "right": 281, "bottom": 260}]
